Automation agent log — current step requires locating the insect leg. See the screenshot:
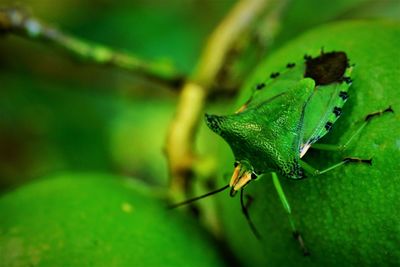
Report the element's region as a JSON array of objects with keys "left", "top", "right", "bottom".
[
  {"left": 240, "top": 189, "right": 261, "bottom": 240},
  {"left": 272, "top": 172, "right": 309, "bottom": 256},
  {"left": 311, "top": 106, "right": 394, "bottom": 152},
  {"left": 300, "top": 157, "right": 372, "bottom": 176}
]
